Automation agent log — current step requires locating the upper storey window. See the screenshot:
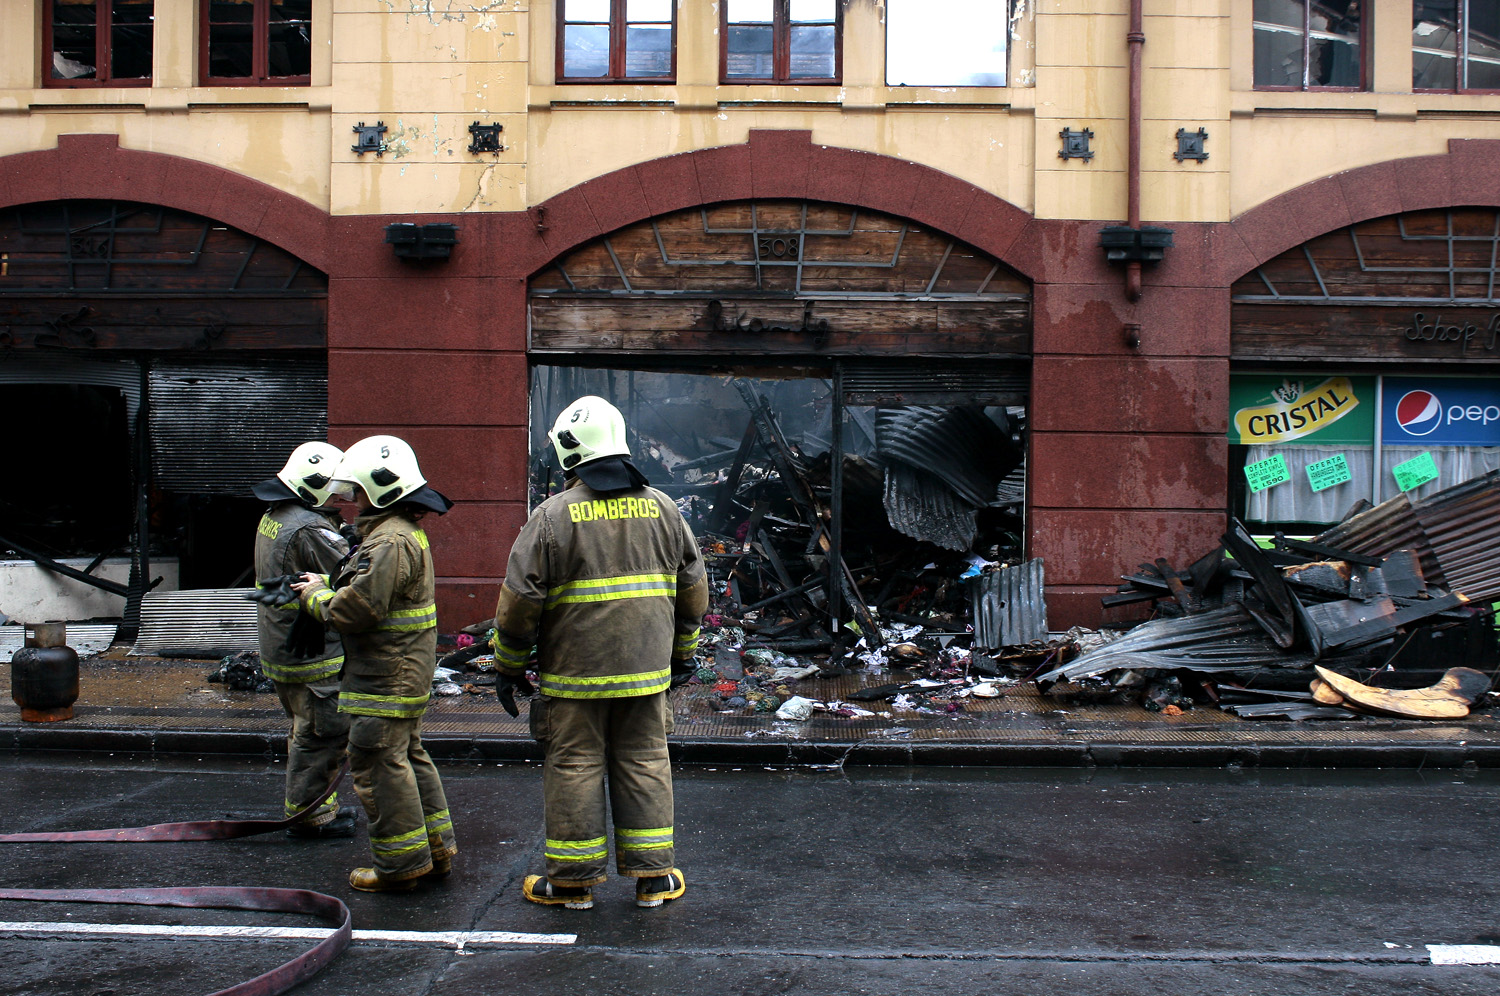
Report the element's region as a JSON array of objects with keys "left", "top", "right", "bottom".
[
  {"left": 200, "top": 0, "right": 311, "bottom": 85},
  {"left": 886, "top": 0, "right": 1007, "bottom": 87},
  {"left": 45, "top": 0, "right": 154, "bottom": 87},
  {"left": 557, "top": 0, "right": 675, "bottom": 83},
  {"left": 1253, "top": 0, "right": 1364, "bottom": 90},
  {"left": 722, "top": 0, "right": 840, "bottom": 84},
  {"left": 1414, "top": 1, "right": 1500, "bottom": 91}
]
